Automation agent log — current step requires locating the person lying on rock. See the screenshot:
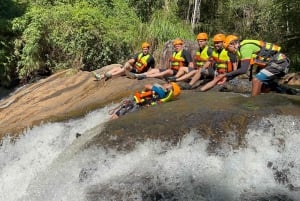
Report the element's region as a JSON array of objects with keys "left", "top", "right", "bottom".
[
  {"left": 92, "top": 42, "right": 155, "bottom": 81},
  {"left": 109, "top": 82, "right": 181, "bottom": 120}
]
